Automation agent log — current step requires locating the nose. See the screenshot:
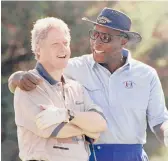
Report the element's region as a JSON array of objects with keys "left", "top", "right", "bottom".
[
  {"left": 95, "top": 35, "right": 103, "bottom": 45},
  {"left": 92, "top": 37, "right": 103, "bottom": 48}
]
